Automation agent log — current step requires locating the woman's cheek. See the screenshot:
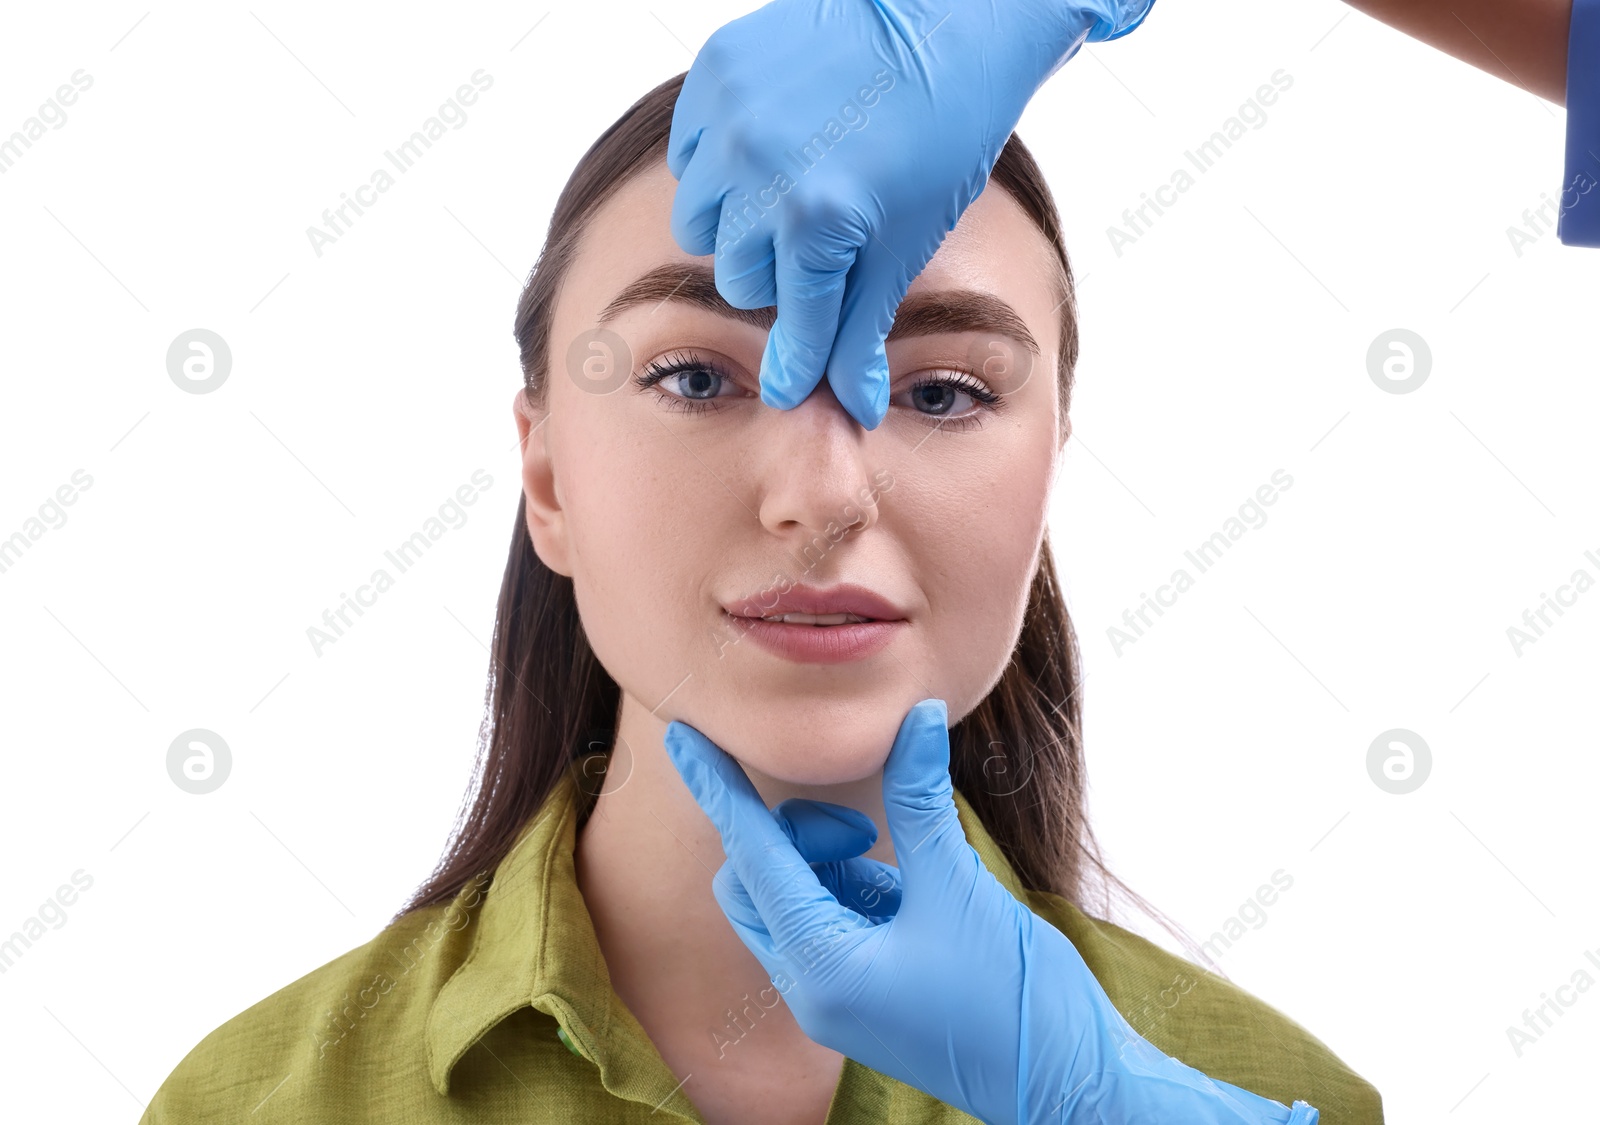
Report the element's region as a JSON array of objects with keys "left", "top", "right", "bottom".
[
  {"left": 564, "top": 470, "right": 691, "bottom": 694},
  {"left": 938, "top": 503, "right": 1045, "bottom": 695}
]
